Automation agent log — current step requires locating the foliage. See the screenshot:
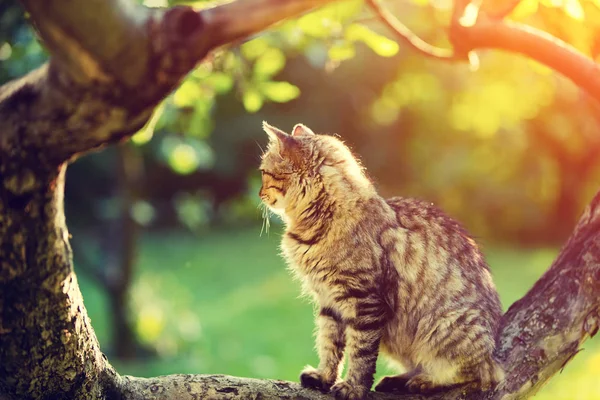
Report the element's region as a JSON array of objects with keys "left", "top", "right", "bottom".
[
  {"left": 4, "top": 0, "right": 600, "bottom": 243},
  {"left": 133, "top": 0, "right": 600, "bottom": 243},
  {"left": 0, "top": 2, "right": 46, "bottom": 83}
]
